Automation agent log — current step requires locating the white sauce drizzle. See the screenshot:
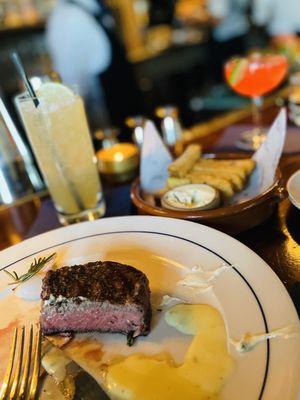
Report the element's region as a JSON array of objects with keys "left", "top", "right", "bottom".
[
  {"left": 158, "top": 295, "right": 186, "bottom": 308},
  {"left": 177, "top": 264, "right": 232, "bottom": 291},
  {"left": 230, "top": 324, "right": 300, "bottom": 353}
]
